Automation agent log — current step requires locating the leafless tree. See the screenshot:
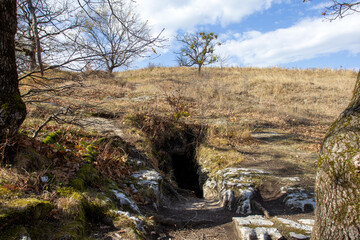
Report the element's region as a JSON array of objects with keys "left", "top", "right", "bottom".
[
  {"left": 16, "top": 0, "right": 80, "bottom": 74},
  {"left": 77, "top": 0, "right": 163, "bottom": 73},
  {"left": 304, "top": 0, "right": 360, "bottom": 19},
  {"left": 14, "top": 0, "right": 164, "bottom": 138}
]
